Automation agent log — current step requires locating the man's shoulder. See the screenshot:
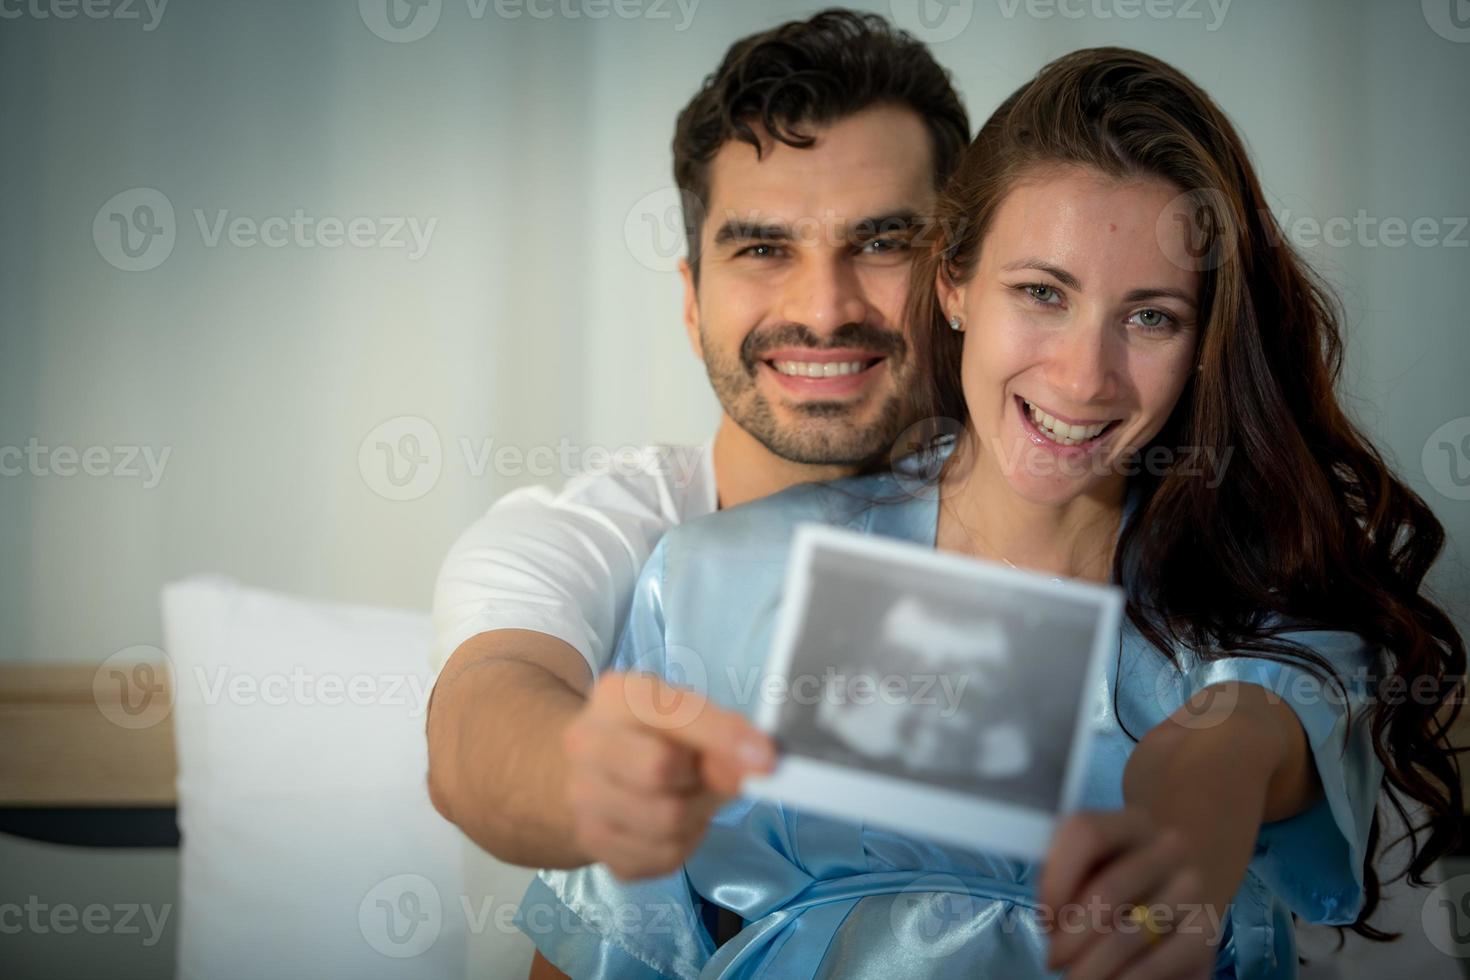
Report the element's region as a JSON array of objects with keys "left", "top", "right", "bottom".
[{"left": 489, "top": 442, "right": 715, "bottom": 525}]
